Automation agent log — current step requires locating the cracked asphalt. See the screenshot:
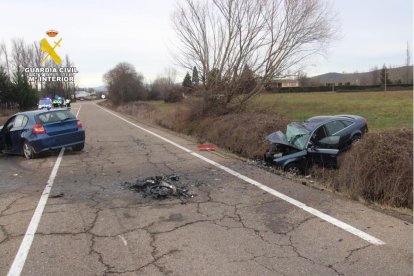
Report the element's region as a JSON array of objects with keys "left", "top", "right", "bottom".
[{"left": 0, "top": 102, "right": 412, "bottom": 275}]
